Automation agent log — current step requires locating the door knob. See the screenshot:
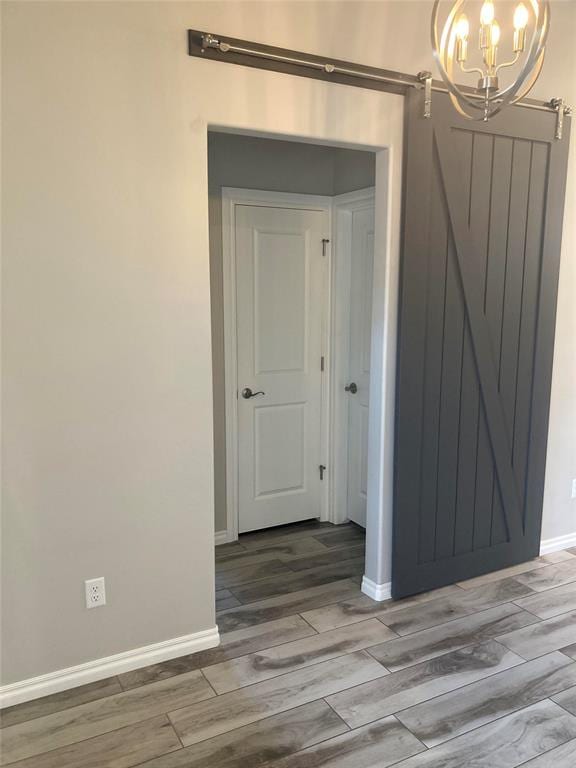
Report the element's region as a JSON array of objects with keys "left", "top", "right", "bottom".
[
  {"left": 241, "top": 387, "right": 265, "bottom": 399},
  {"left": 344, "top": 382, "right": 358, "bottom": 394}
]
